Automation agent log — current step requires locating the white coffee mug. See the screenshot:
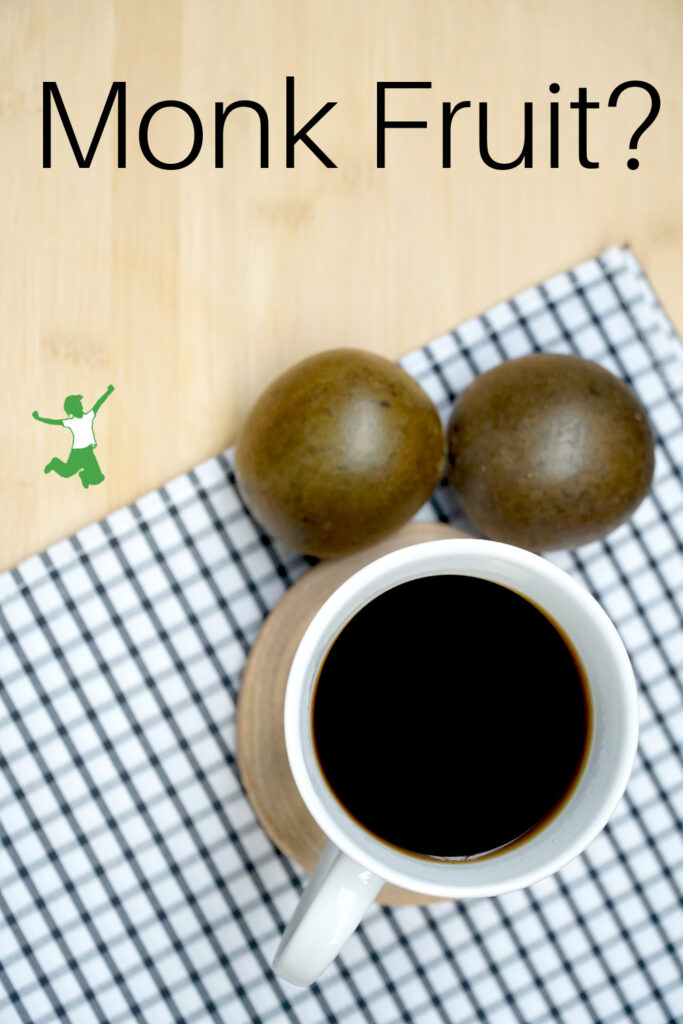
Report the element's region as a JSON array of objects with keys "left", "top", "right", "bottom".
[{"left": 273, "top": 539, "right": 638, "bottom": 986}]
